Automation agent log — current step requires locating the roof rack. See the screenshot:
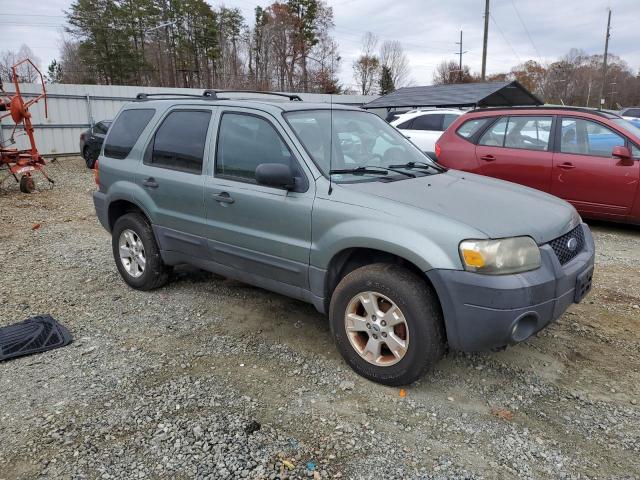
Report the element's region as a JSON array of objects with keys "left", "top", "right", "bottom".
[
  {"left": 471, "top": 105, "right": 622, "bottom": 119},
  {"left": 135, "top": 89, "right": 303, "bottom": 102}
]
